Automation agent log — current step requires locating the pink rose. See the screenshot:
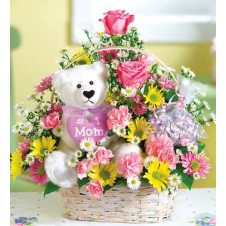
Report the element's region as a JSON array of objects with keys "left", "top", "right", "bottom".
[
  {"left": 87, "top": 179, "right": 103, "bottom": 199},
  {"left": 117, "top": 152, "right": 142, "bottom": 178},
  {"left": 117, "top": 61, "right": 149, "bottom": 88},
  {"left": 93, "top": 147, "right": 114, "bottom": 165},
  {"left": 77, "top": 159, "right": 93, "bottom": 180},
  {"left": 40, "top": 112, "right": 61, "bottom": 130},
  {"left": 99, "top": 10, "right": 134, "bottom": 35},
  {"left": 107, "top": 105, "right": 132, "bottom": 130},
  {"left": 18, "top": 138, "right": 30, "bottom": 159},
  {"left": 48, "top": 103, "right": 63, "bottom": 114},
  {"left": 146, "top": 134, "right": 179, "bottom": 170}
]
